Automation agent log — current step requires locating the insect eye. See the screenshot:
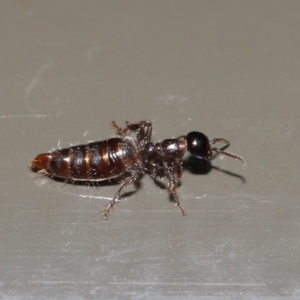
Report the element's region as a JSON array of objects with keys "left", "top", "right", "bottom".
[{"left": 186, "top": 131, "right": 210, "bottom": 158}]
